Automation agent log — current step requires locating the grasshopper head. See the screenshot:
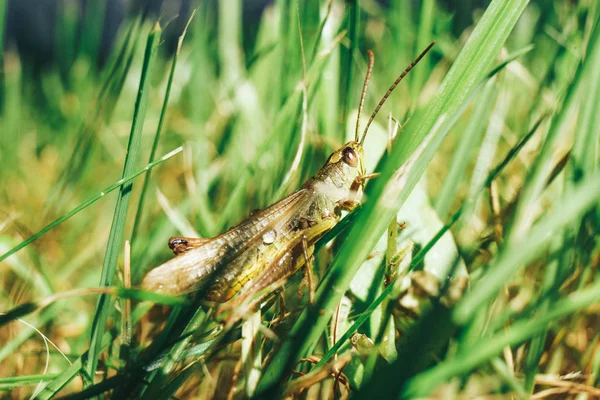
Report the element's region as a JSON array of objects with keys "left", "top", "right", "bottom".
[
  {"left": 325, "top": 140, "right": 366, "bottom": 178},
  {"left": 313, "top": 44, "right": 436, "bottom": 211},
  {"left": 330, "top": 140, "right": 367, "bottom": 209},
  {"left": 310, "top": 140, "right": 366, "bottom": 211}
]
